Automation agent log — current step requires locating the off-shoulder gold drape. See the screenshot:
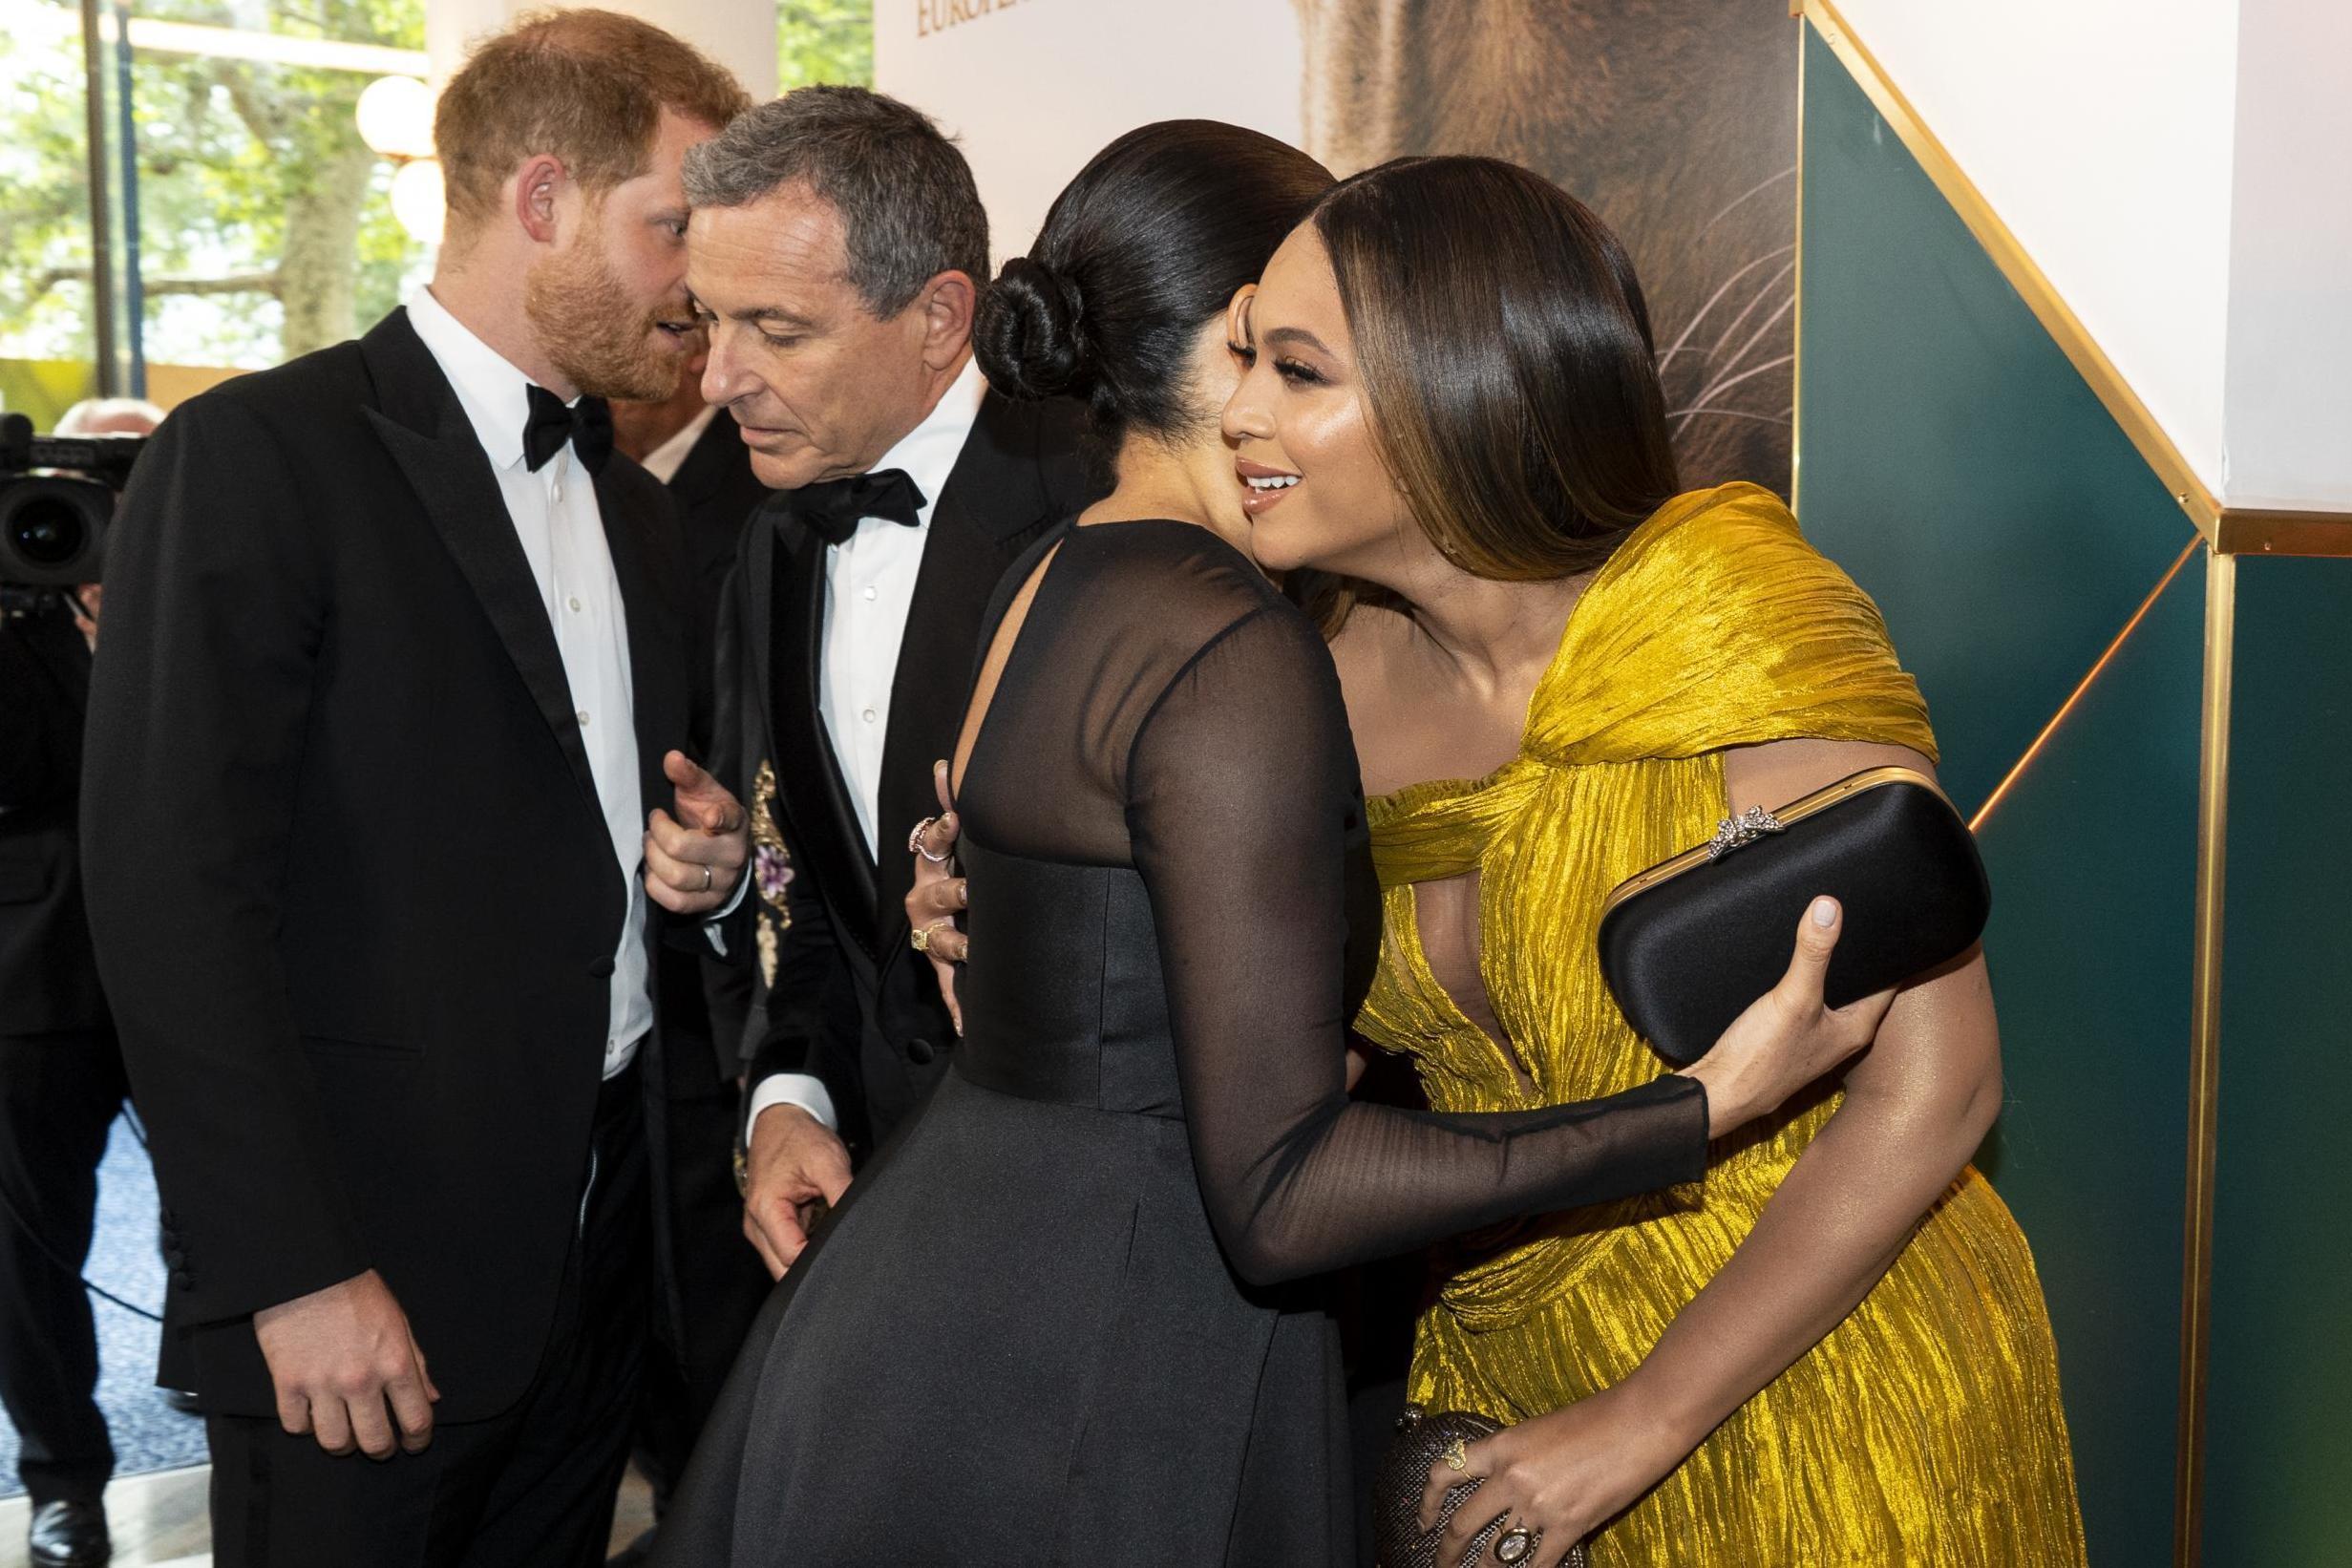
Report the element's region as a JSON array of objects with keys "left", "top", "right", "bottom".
[{"left": 1357, "top": 485, "right": 2086, "bottom": 1564}]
